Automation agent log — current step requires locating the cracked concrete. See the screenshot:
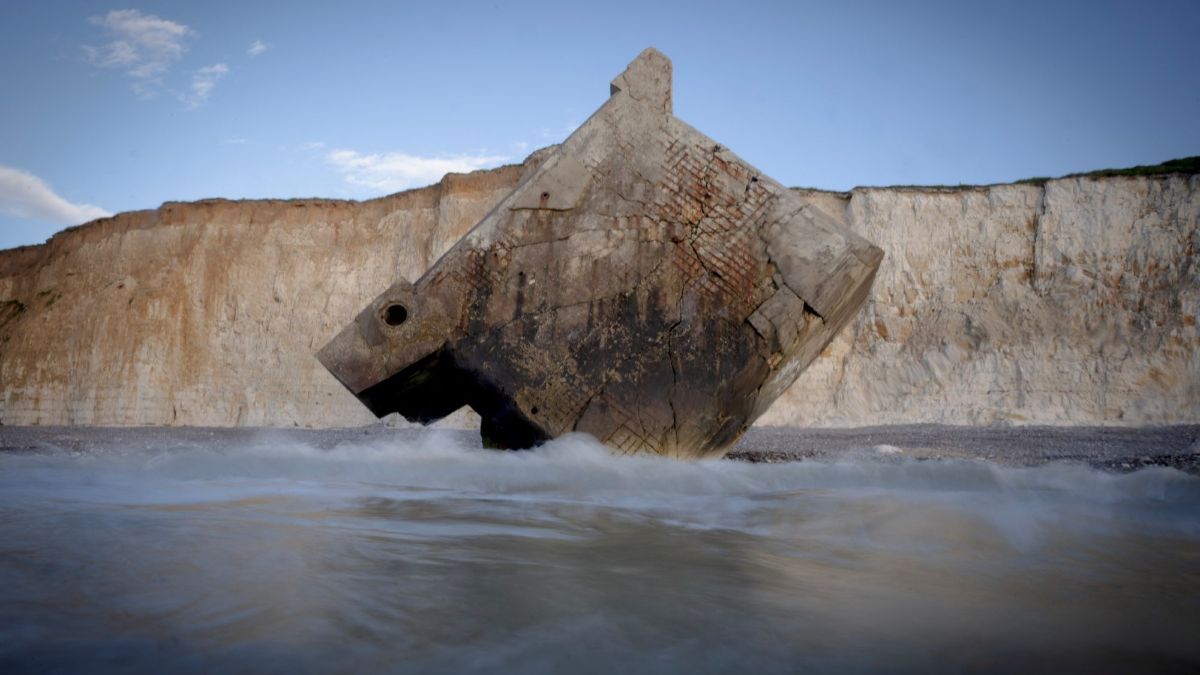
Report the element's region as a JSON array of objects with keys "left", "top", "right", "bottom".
[{"left": 317, "top": 48, "right": 883, "bottom": 458}]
